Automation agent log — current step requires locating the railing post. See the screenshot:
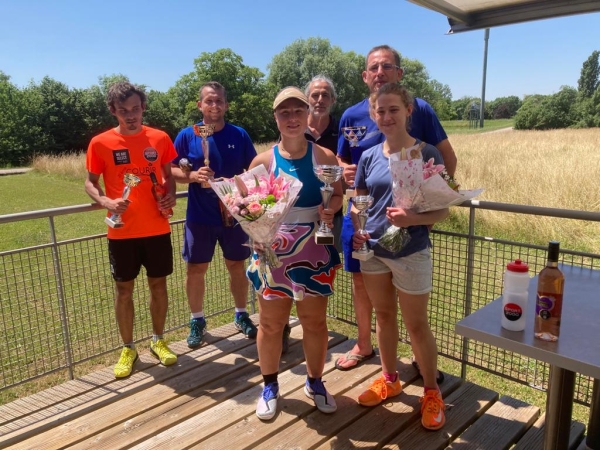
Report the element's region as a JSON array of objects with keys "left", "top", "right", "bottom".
[
  {"left": 48, "top": 216, "right": 75, "bottom": 380},
  {"left": 460, "top": 205, "right": 477, "bottom": 380}
]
